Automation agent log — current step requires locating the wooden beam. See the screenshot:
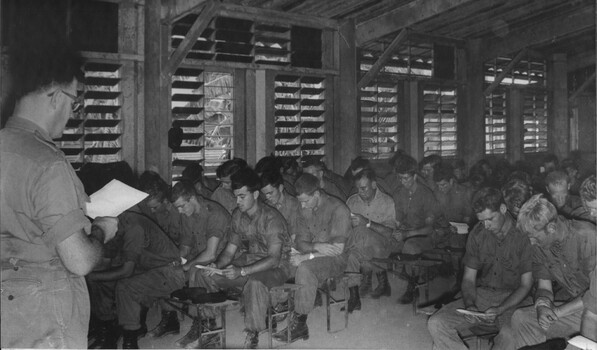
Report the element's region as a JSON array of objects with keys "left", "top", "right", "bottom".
[
  {"left": 549, "top": 53, "right": 569, "bottom": 160},
  {"left": 161, "top": 1, "right": 219, "bottom": 82},
  {"left": 357, "top": 28, "right": 408, "bottom": 89},
  {"left": 218, "top": 3, "right": 338, "bottom": 29},
  {"left": 484, "top": 49, "right": 527, "bottom": 96},
  {"left": 408, "top": 31, "right": 465, "bottom": 48},
  {"left": 568, "top": 50, "right": 596, "bottom": 71},
  {"left": 483, "top": 5, "right": 594, "bottom": 60},
  {"left": 162, "top": 0, "right": 206, "bottom": 22},
  {"left": 355, "top": 0, "right": 475, "bottom": 45},
  {"left": 569, "top": 71, "right": 596, "bottom": 102}
]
